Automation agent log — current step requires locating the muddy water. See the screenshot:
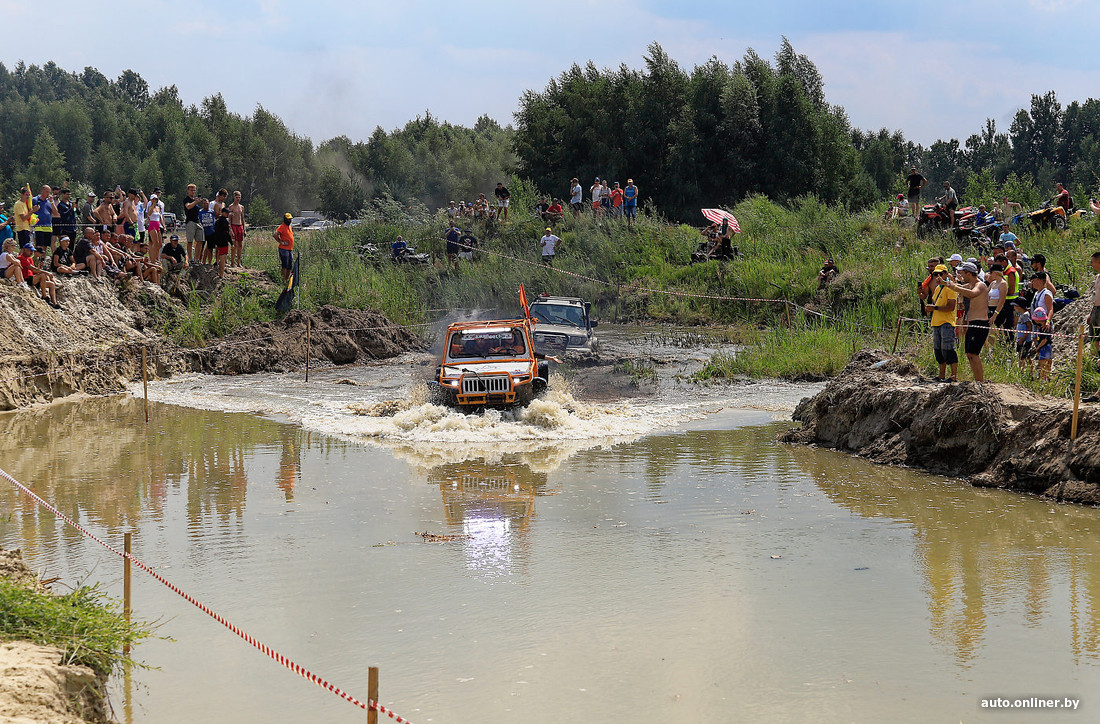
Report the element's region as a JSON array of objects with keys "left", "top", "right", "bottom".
[{"left": 1, "top": 338, "right": 1099, "bottom": 722}]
